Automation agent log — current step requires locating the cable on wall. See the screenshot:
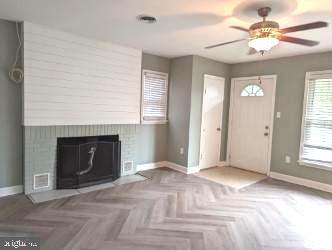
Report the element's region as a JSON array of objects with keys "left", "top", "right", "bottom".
[{"left": 9, "top": 22, "right": 24, "bottom": 84}]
